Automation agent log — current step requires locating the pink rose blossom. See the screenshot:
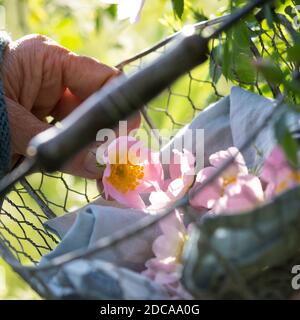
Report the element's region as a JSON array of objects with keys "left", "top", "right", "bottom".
[
  {"left": 148, "top": 149, "right": 195, "bottom": 210},
  {"left": 142, "top": 210, "right": 193, "bottom": 299},
  {"left": 189, "top": 147, "right": 264, "bottom": 214},
  {"left": 260, "top": 146, "right": 300, "bottom": 199},
  {"left": 212, "top": 175, "right": 265, "bottom": 214},
  {"left": 100, "top": 136, "right": 163, "bottom": 209}
]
